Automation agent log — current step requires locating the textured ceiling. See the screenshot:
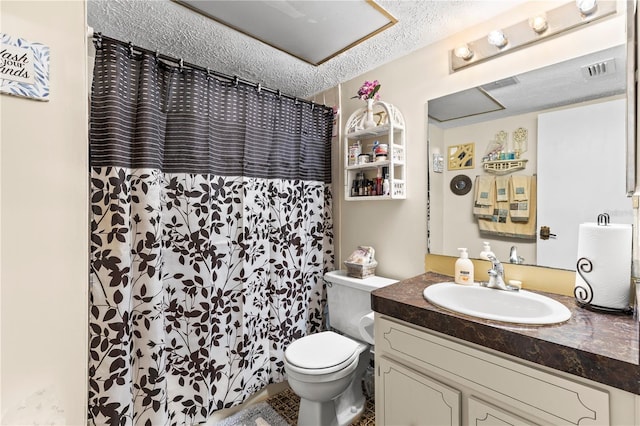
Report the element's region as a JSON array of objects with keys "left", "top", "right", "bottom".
[{"left": 87, "top": 0, "right": 527, "bottom": 98}]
